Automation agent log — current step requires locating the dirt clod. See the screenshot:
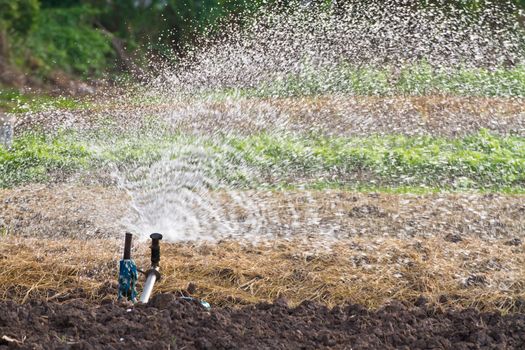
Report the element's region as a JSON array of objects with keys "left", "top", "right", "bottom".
[
  {"left": 505, "top": 238, "right": 522, "bottom": 246},
  {"left": 445, "top": 233, "right": 463, "bottom": 243},
  {"left": 464, "top": 275, "right": 488, "bottom": 287}
]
